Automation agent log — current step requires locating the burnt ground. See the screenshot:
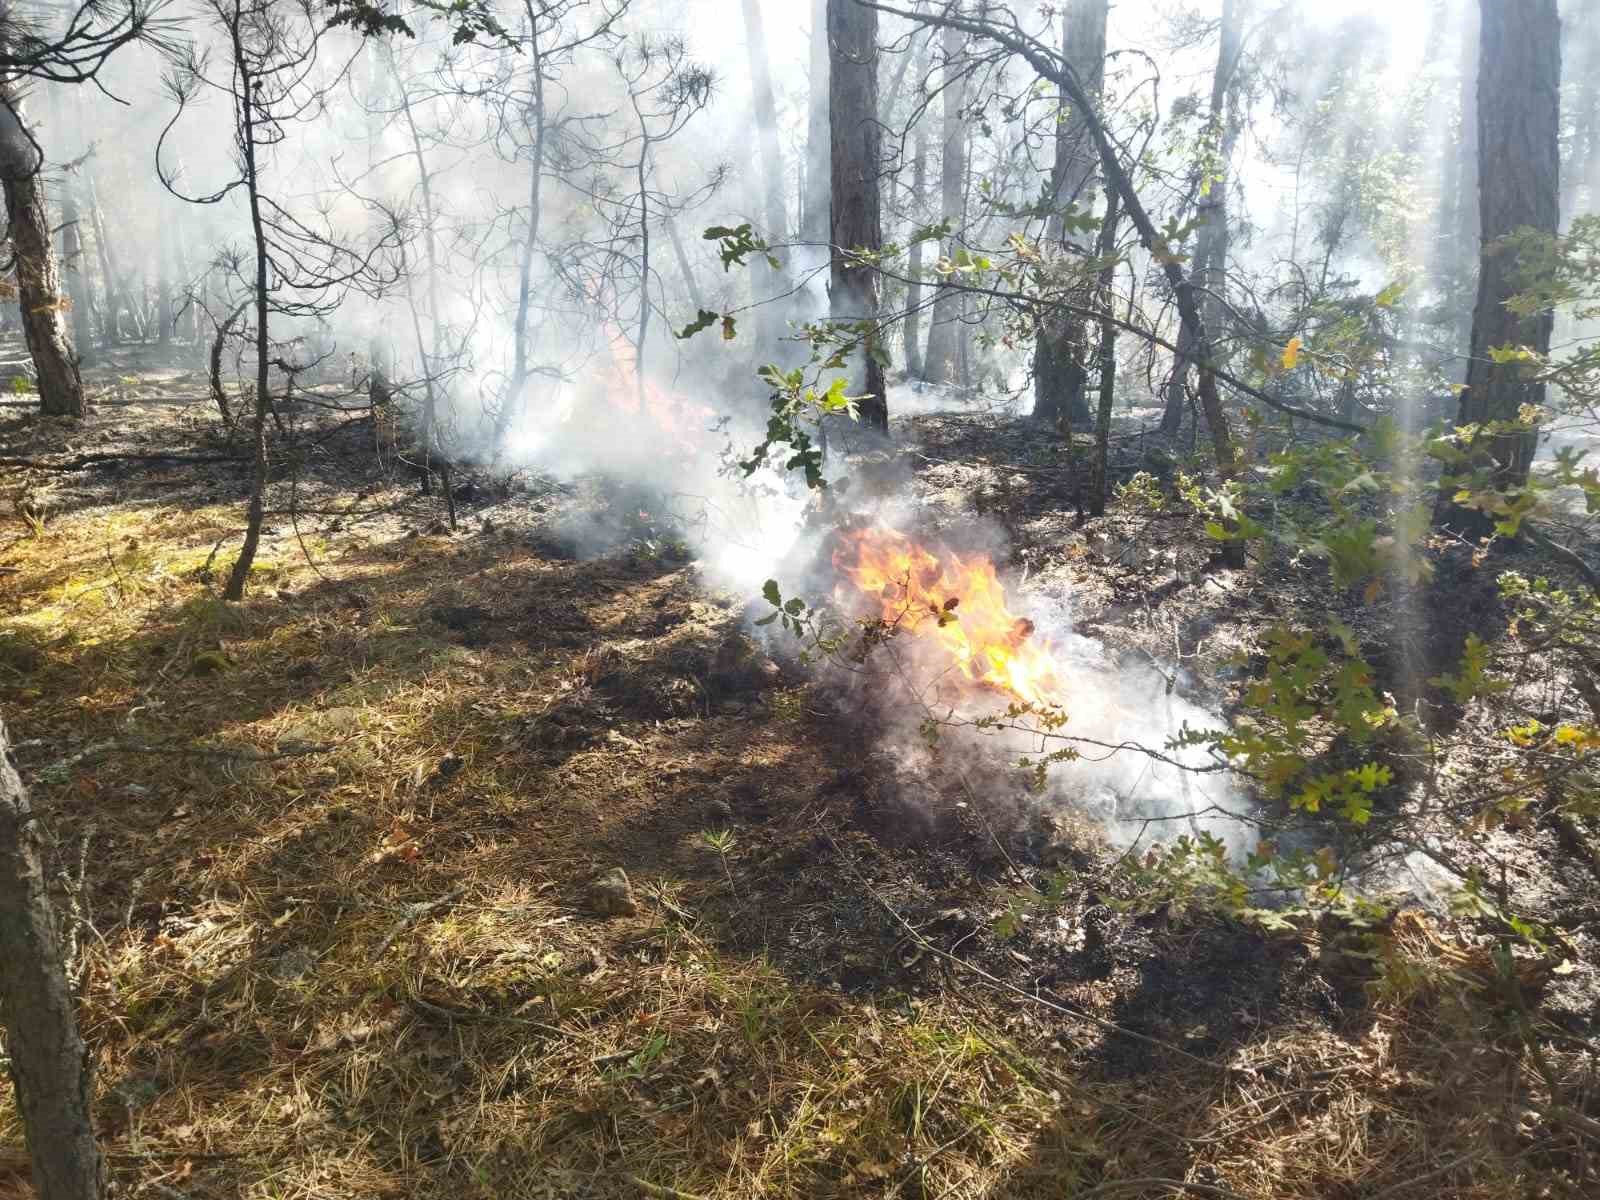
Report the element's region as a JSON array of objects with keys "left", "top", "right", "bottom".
[{"left": 2, "top": 358, "right": 1598, "bottom": 1199}]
